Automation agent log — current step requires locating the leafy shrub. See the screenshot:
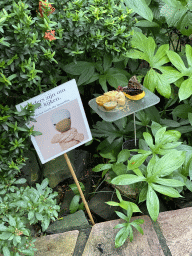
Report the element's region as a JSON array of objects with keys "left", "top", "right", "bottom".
[
  {"left": 0, "top": 104, "right": 60, "bottom": 255},
  {"left": 0, "top": 0, "right": 59, "bottom": 101}
]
